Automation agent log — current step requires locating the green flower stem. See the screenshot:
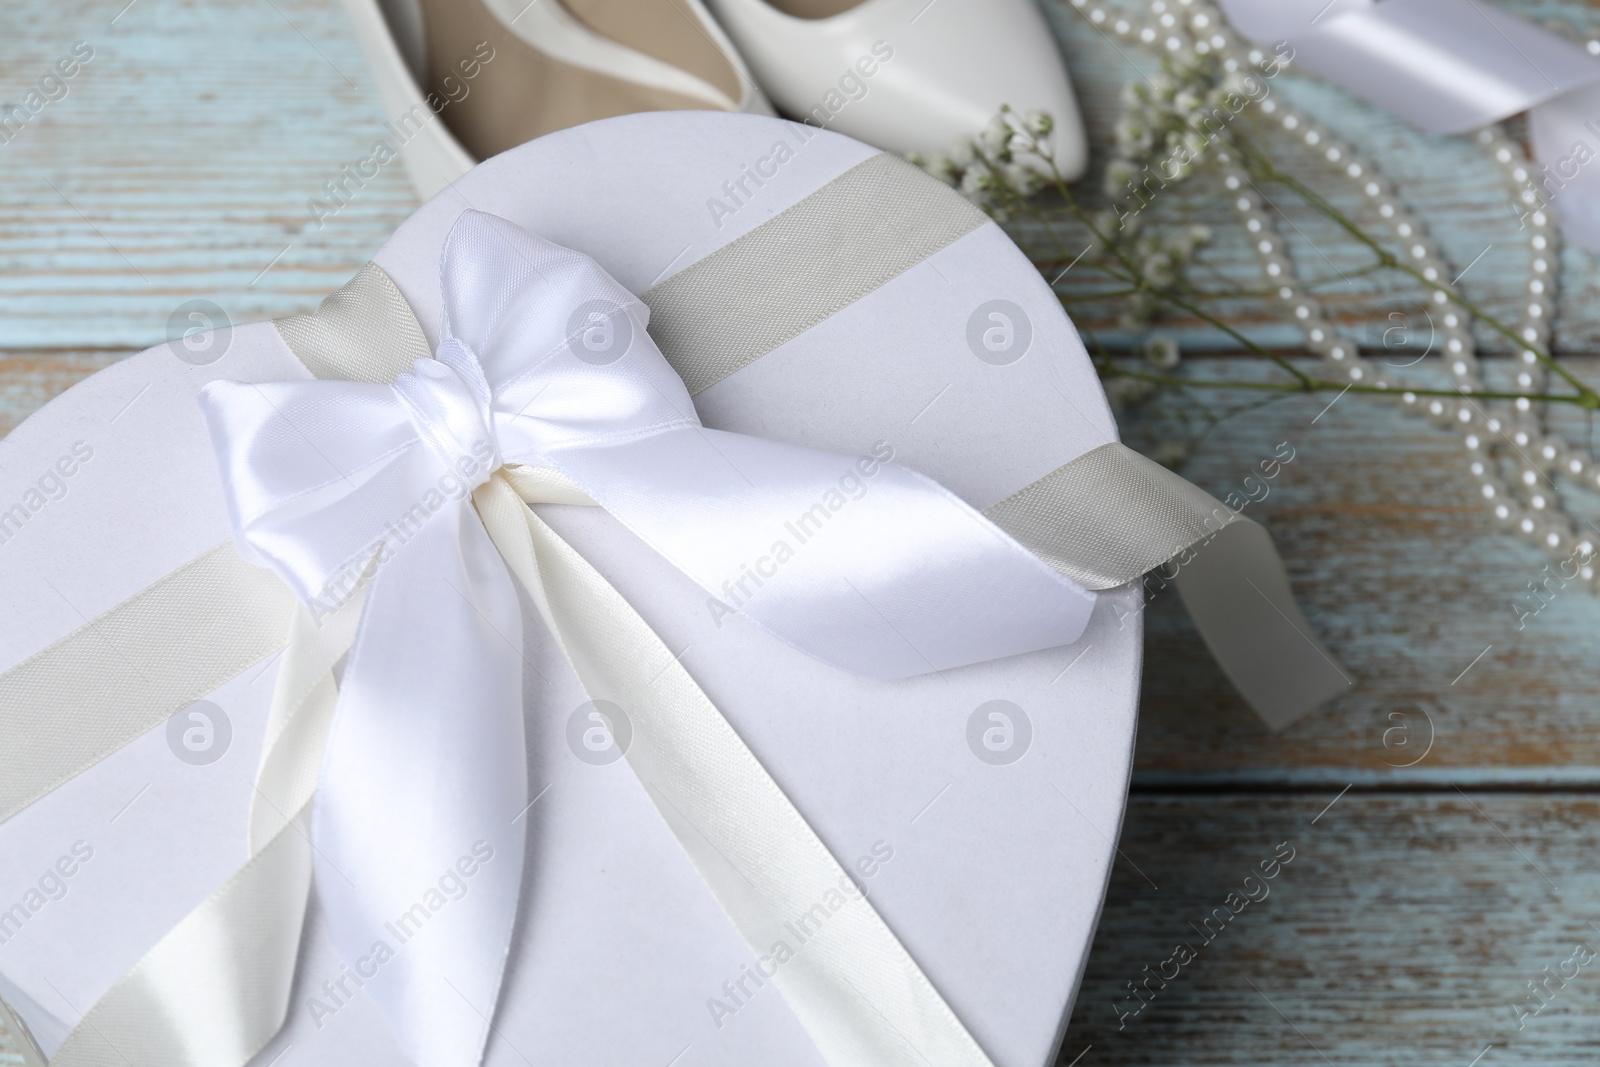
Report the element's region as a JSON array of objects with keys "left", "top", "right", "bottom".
[{"left": 1036, "top": 167, "right": 1319, "bottom": 388}]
